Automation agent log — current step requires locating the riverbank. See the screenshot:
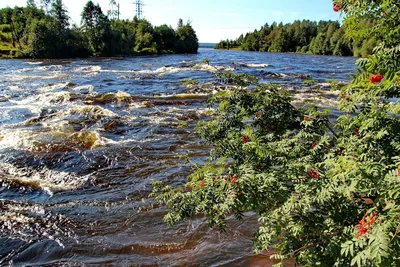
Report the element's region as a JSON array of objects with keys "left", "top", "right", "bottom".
[
  {"left": 215, "top": 46, "right": 242, "bottom": 51},
  {"left": 0, "top": 40, "right": 198, "bottom": 60}
]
